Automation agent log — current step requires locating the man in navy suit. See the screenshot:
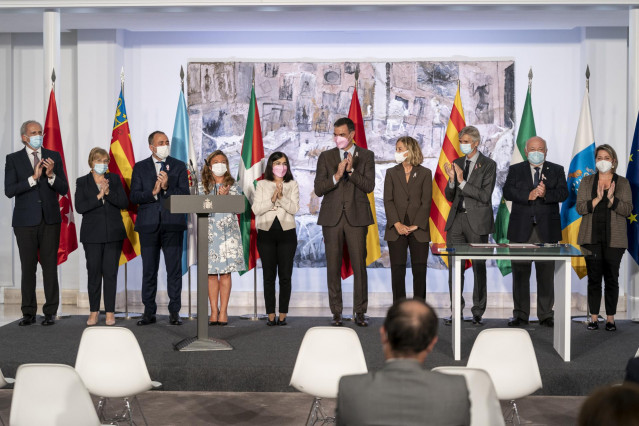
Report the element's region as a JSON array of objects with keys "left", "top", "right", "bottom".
[
  {"left": 130, "top": 131, "right": 189, "bottom": 326},
  {"left": 4, "top": 120, "right": 69, "bottom": 326},
  {"left": 503, "top": 136, "right": 568, "bottom": 328}
]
